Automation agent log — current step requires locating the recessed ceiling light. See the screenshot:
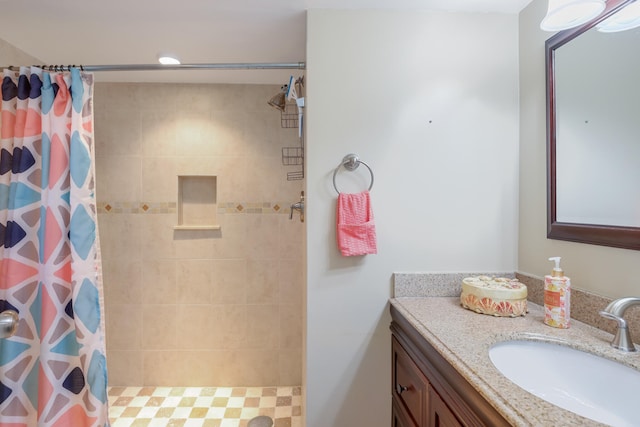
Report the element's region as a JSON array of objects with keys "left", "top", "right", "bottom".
[{"left": 158, "top": 54, "right": 180, "bottom": 65}]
